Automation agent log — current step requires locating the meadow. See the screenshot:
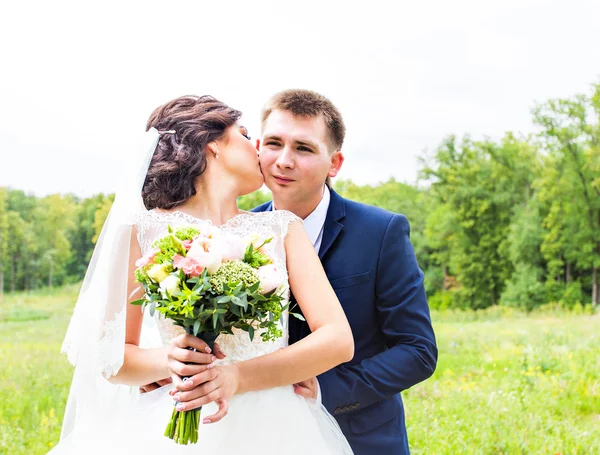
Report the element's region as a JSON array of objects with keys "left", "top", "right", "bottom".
[{"left": 1, "top": 286, "right": 598, "bottom": 455}]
